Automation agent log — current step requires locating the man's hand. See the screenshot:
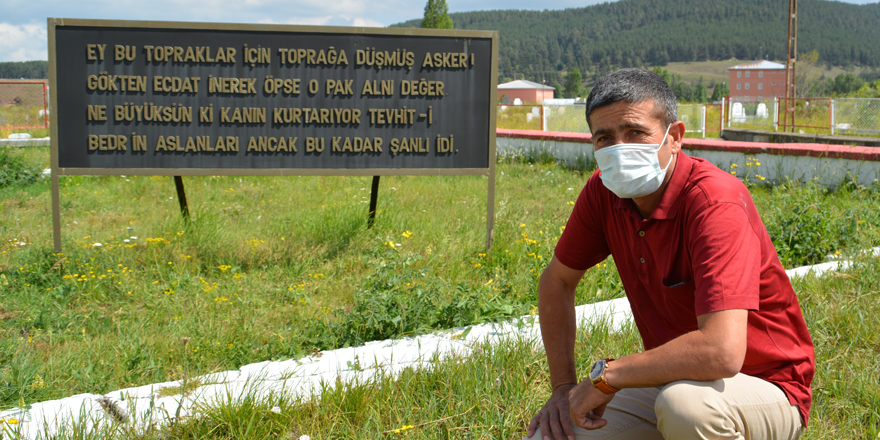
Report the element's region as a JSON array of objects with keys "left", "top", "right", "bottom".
[
  {"left": 568, "top": 380, "right": 616, "bottom": 430},
  {"left": 527, "top": 383, "right": 576, "bottom": 440}
]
